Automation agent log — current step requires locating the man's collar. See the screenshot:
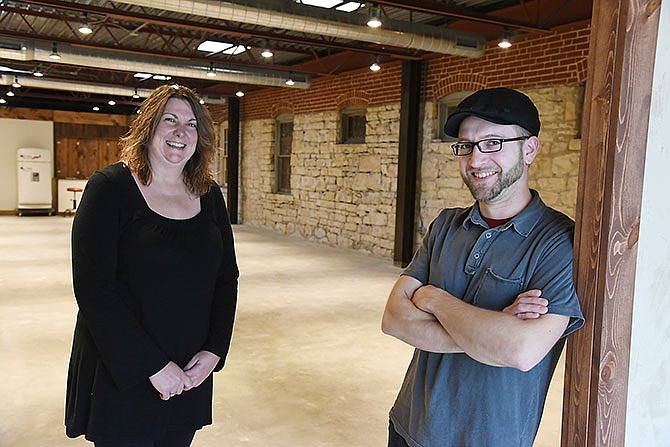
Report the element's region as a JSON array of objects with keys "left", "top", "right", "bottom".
[{"left": 464, "top": 189, "right": 544, "bottom": 236}]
